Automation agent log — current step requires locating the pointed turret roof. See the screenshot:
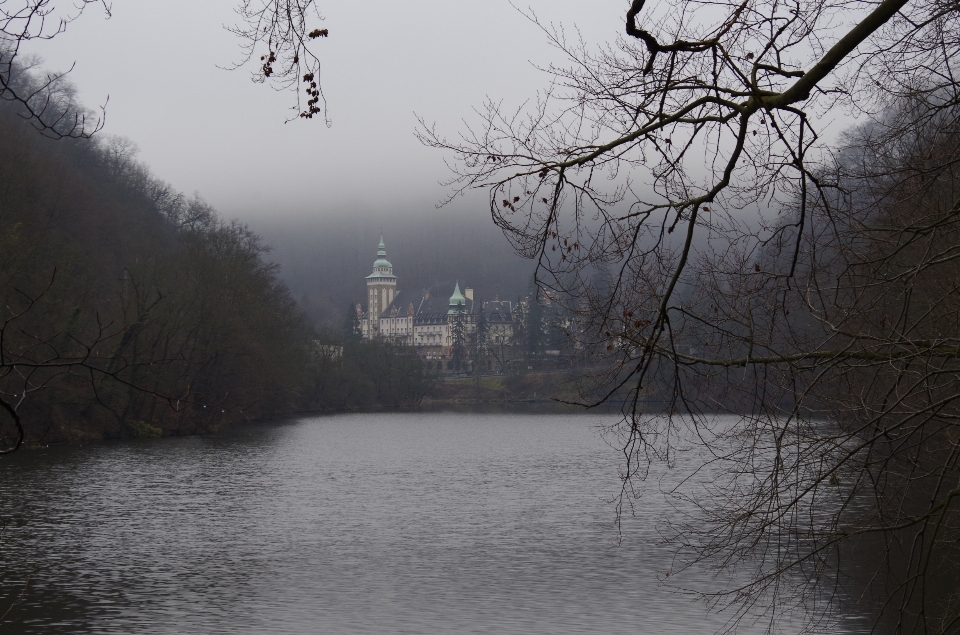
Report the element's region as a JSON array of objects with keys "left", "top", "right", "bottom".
[
  {"left": 367, "top": 235, "right": 396, "bottom": 281},
  {"left": 448, "top": 281, "right": 467, "bottom": 314}
]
